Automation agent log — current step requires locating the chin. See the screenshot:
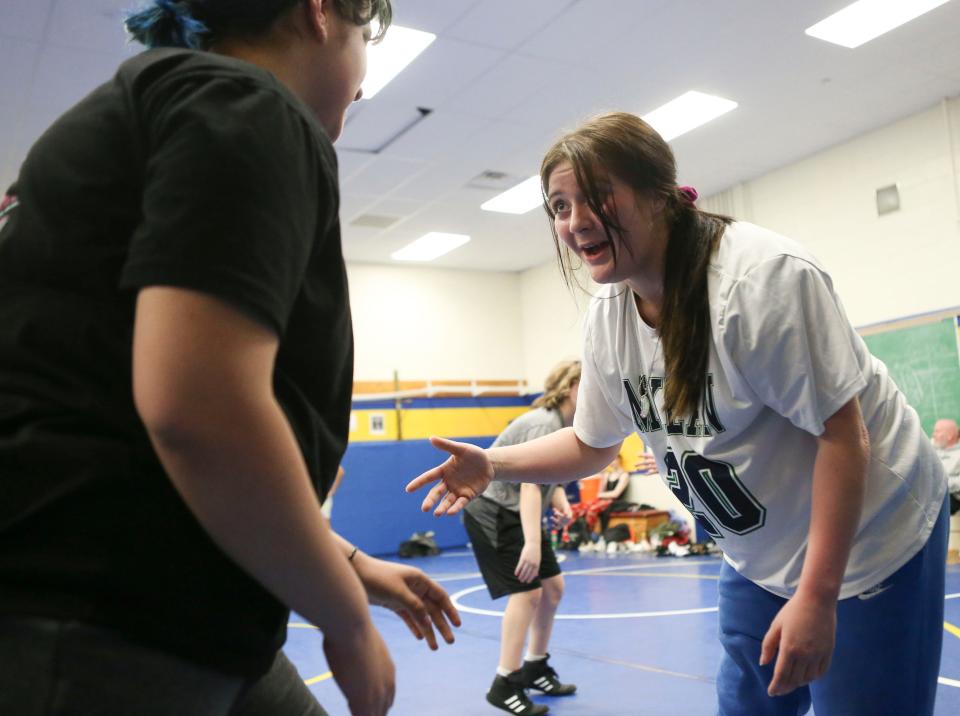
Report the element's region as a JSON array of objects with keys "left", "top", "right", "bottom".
[
  {"left": 320, "top": 110, "right": 348, "bottom": 142},
  {"left": 326, "top": 120, "right": 345, "bottom": 142},
  {"left": 587, "top": 263, "right": 618, "bottom": 285}
]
